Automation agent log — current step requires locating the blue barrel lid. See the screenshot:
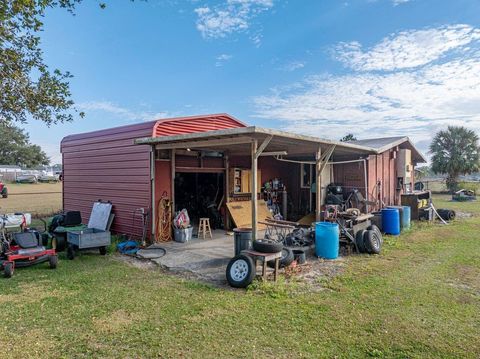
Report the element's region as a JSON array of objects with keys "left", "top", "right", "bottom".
[{"left": 315, "top": 221, "right": 338, "bottom": 227}]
